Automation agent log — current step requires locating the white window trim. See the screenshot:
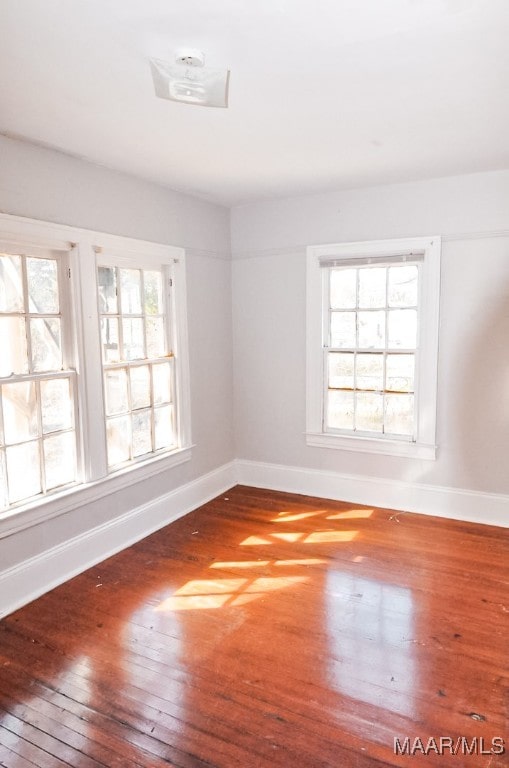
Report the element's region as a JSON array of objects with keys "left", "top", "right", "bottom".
[
  {"left": 0, "top": 213, "right": 193, "bottom": 530},
  {"left": 306, "top": 236, "right": 441, "bottom": 460}
]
